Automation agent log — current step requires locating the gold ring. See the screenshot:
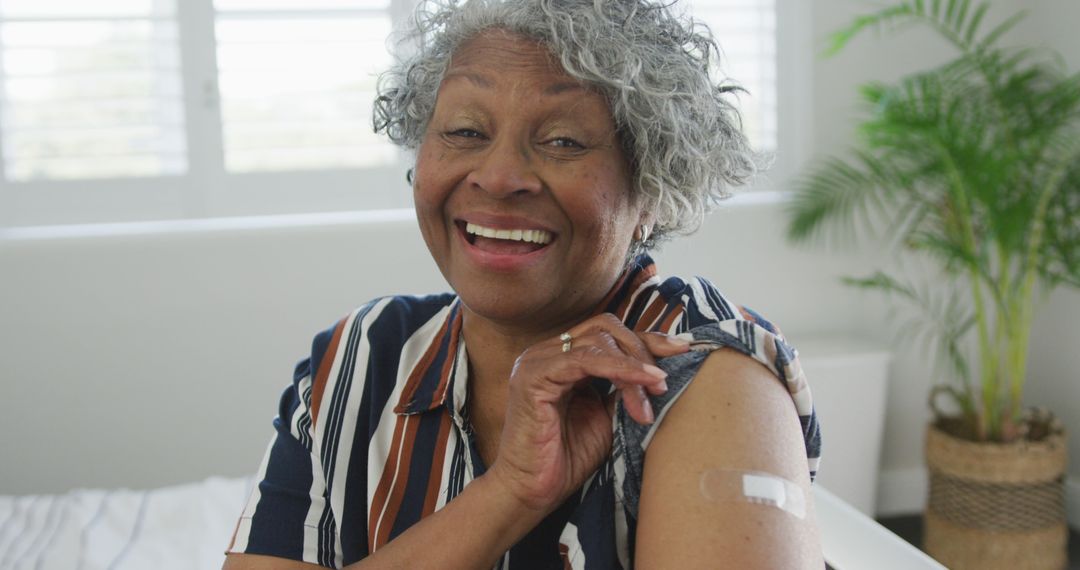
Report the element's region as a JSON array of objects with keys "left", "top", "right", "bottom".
[{"left": 560, "top": 332, "right": 573, "bottom": 353}]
